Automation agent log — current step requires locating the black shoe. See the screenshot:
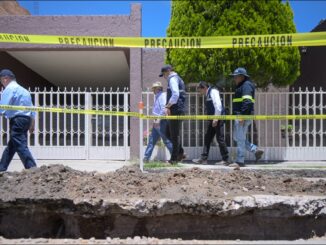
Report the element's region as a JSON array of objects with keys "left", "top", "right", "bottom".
[
  {"left": 255, "top": 150, "right": 264, "bottom": 162},
  {"left": 177, "top": 153, "right": 187, "bottom": 162}
]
